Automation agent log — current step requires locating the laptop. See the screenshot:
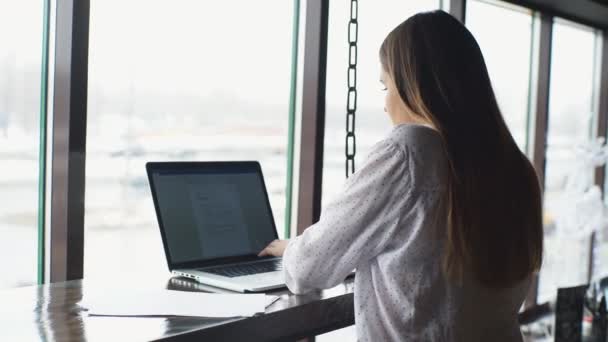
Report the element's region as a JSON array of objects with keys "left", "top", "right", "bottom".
[{"left": 146, "top": 161, "right": 286, "bottom": 293}]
